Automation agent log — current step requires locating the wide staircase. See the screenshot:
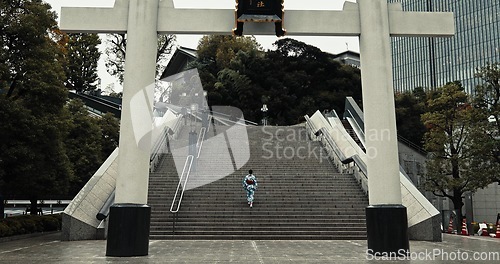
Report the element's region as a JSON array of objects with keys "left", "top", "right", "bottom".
[{"left": 148, "top": 125, "right": 368, "bottom": 239}]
